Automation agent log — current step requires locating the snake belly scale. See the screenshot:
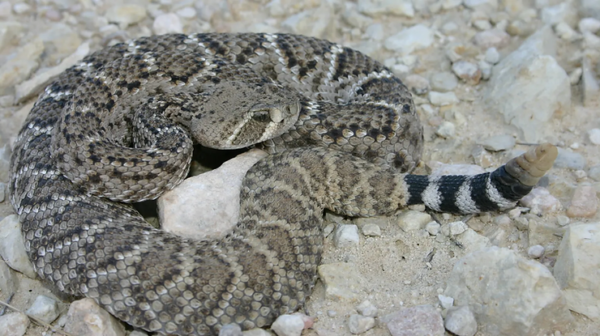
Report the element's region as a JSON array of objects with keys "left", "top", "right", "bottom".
[{"left": 9, "top": 33, "right": 556, "bottom": 335}]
